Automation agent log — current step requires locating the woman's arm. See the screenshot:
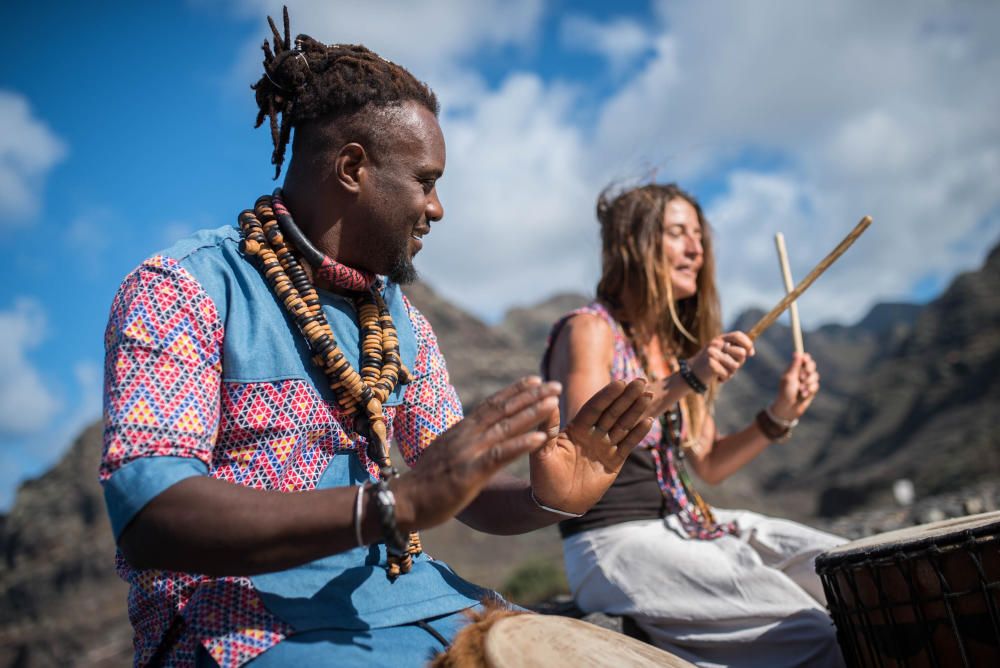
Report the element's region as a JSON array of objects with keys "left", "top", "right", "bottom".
[
  {"left": 684, "top": 413, "right": 771, "bottom": 485},
  {"left": 546, "top": 314, "right": 616, "bottom": 421},
  {"left": 686, "top": 352, "right": 821, "bottom": 485},
  {"left": 644, "top": 331, "right": 756, "bottom": 420}
]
